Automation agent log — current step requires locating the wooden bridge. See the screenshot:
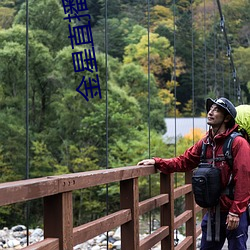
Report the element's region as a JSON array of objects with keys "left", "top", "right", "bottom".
[{"left": 0, "top": 165, "right": 204, "bottom": 250}]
